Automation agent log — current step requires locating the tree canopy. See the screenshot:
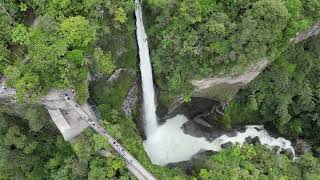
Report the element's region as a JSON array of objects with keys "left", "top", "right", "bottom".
[
  {"left": 224, "top": 35, "right": 320, "bottom": 142},
  {"left": 145, "top": 0, "right": 319, "bottom": 98}
]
